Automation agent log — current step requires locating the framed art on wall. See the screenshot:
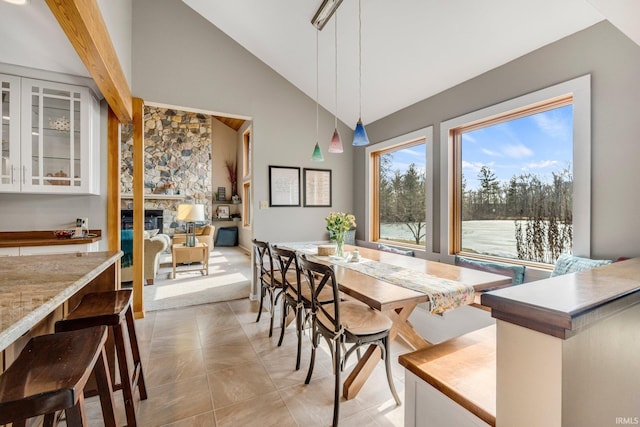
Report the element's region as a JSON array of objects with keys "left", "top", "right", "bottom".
[
  {"left": 269, "top": 166, "right": 300, "bottom": 207},
  {"left": 303, "top": 168, "right": 332, "bottom": 207}
]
